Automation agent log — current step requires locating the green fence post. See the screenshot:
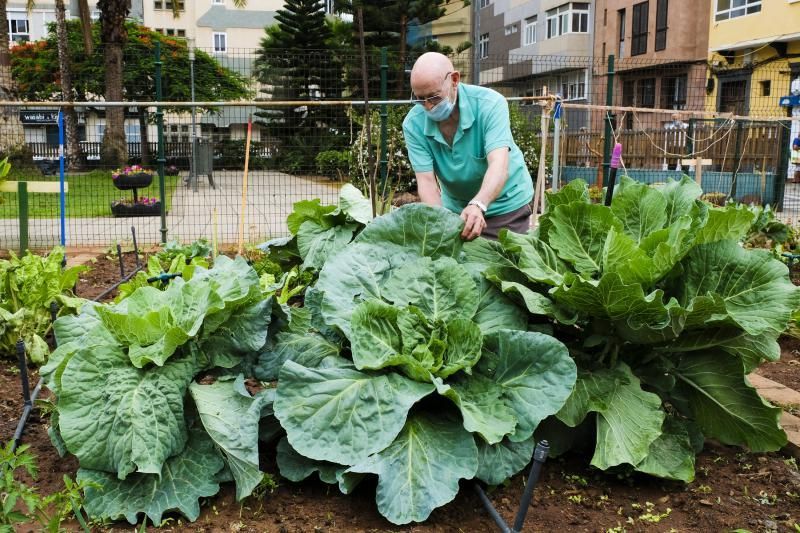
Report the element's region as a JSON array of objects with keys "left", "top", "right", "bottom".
[
  {"left": 379, "top": 47, "right": 389, "bottom": 195},
  {"left": 729, "top": 119, "right": 744, "bottom": 199},
  {"left": 774, "top": 119, "right": 791, "bottom": 210},
  {"left": 155, "top": 41, "right": 167, "bottom": 243},
  {"left": 17, "top": 181, "right": 28, "bottom": 256},
  {"left": 602, "top": 55, "right": 615, "bottom": 186}
]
